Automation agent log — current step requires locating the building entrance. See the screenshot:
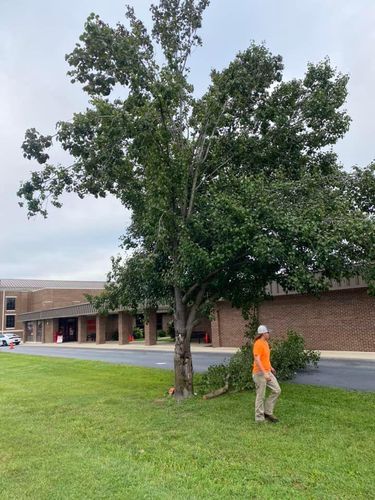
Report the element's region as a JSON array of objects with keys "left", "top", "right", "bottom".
[{"left": 58, "top": 318, "right": 78, "bottom": 342}]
